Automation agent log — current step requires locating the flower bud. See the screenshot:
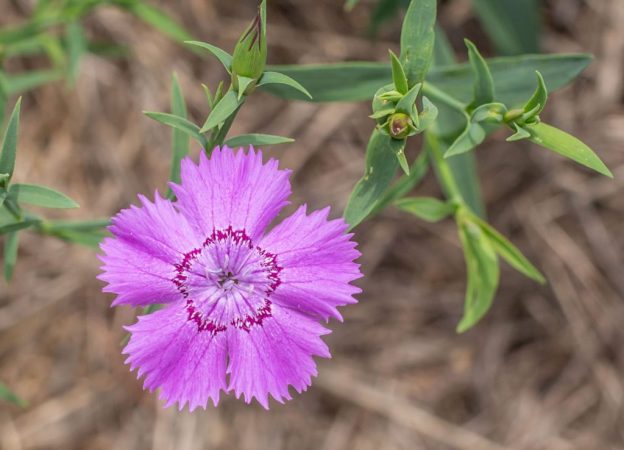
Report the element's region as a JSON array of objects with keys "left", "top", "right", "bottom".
[
  {"left": 231, "top": 1, "right": 267, "bottom": 86},
  {"left": 388, "top": 113, "right": 412, "bottom": 139}
]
